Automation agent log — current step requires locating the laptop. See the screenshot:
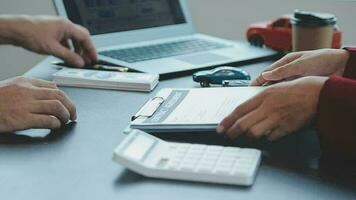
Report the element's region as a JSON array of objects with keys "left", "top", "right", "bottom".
[{"left": 54, "top": 0, "right": 277, "bottom": 75}]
